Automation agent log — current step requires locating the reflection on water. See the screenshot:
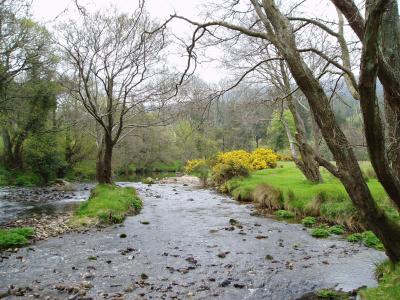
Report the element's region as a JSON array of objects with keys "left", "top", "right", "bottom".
[
  {"left": 0, "top": 185, "right": 91, "bottom": 225},
  {"left": 0, "top": 172, "right": 176, "bottom": 225},
  {"left": 115, "top": 171, "right": 177, "bottom": 182}
]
